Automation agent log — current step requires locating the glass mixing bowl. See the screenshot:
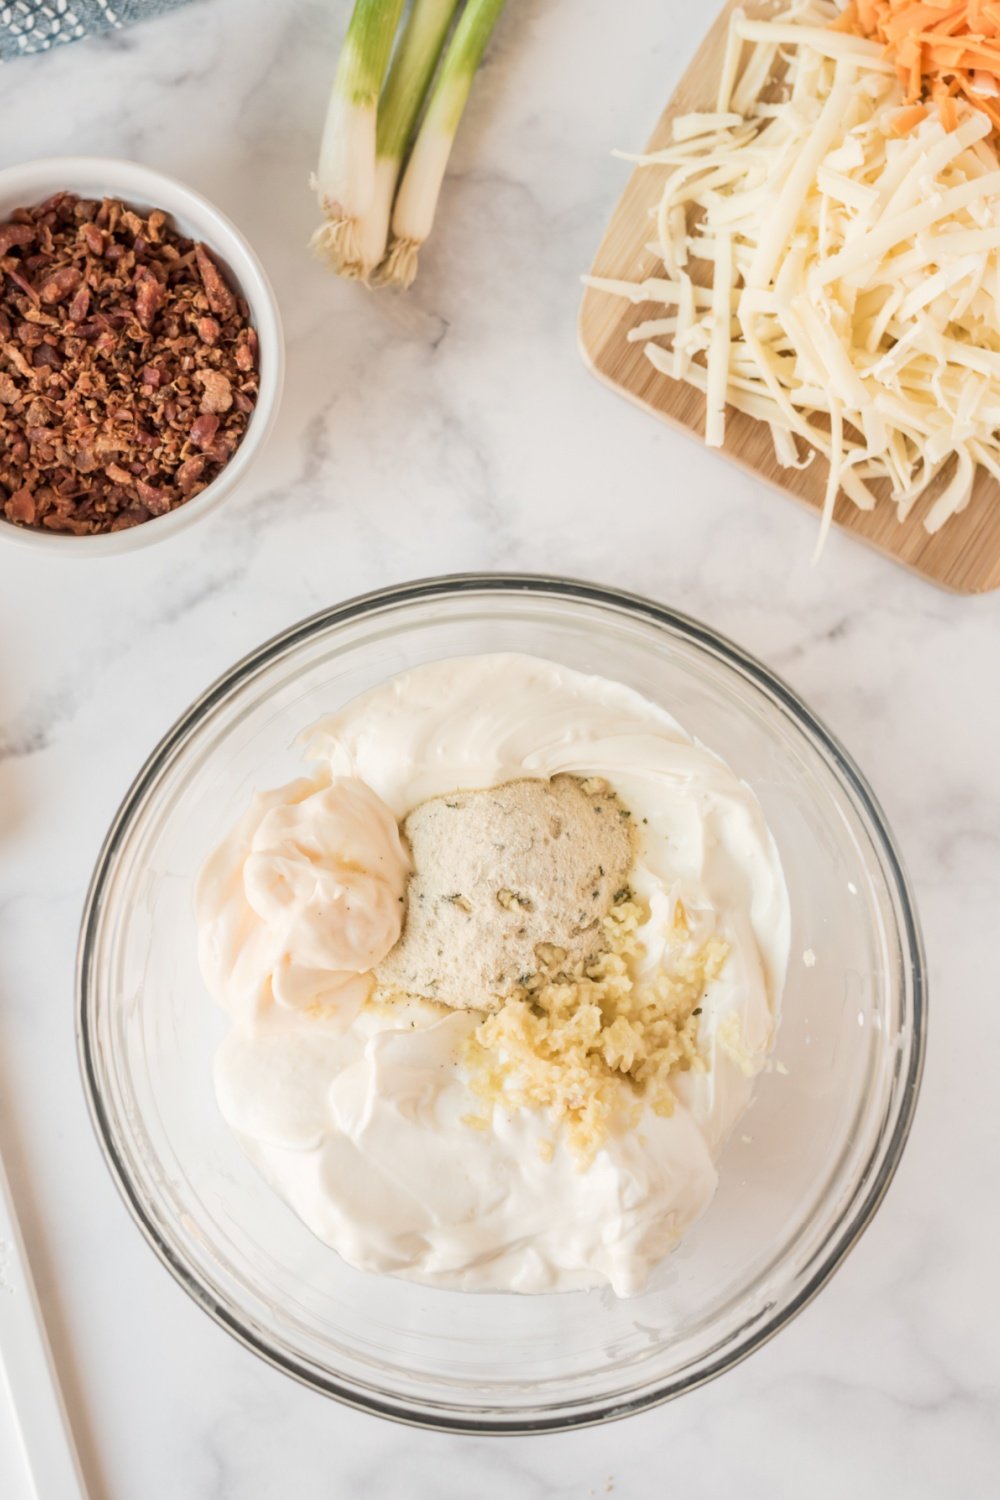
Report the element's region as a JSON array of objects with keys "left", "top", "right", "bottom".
[{"left": 77, "top": 576, "right": 925, "bottom": 1433}]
